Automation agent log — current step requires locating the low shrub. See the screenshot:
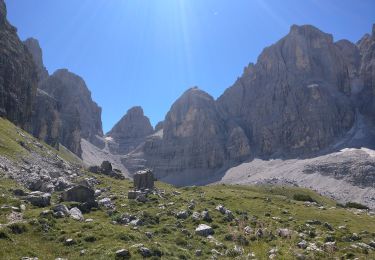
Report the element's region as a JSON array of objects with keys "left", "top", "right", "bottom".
[
  {"left": 293, "top": 194, "right": 316, "bottom": 202},
  {"left": 345, "top": 202, "right": 369, "bottom": 210},
  {"left": 8, "top": 223, "right": 27, "bottom": 234}
]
